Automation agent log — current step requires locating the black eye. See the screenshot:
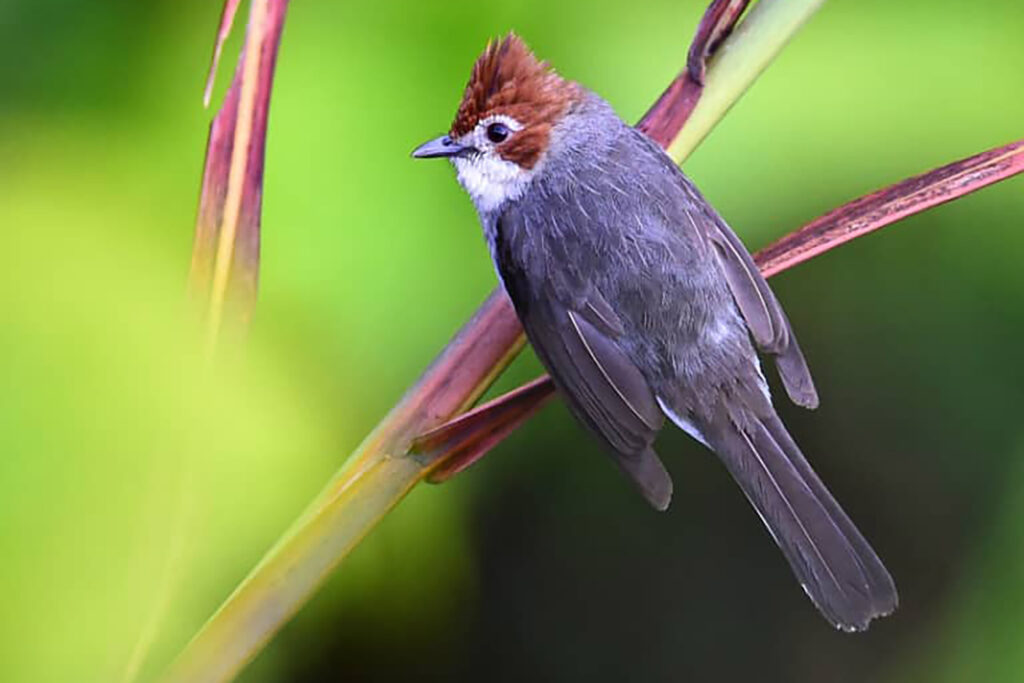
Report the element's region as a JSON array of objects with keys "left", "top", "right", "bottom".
[{"left": 486, "top": 122, "right": 510, "bottom": 143}]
